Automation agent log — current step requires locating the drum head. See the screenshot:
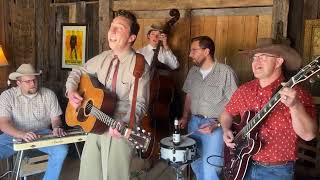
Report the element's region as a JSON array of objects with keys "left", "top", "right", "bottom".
[{"left": 160, "top": 136, "right": 196, "bottom": 150}]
